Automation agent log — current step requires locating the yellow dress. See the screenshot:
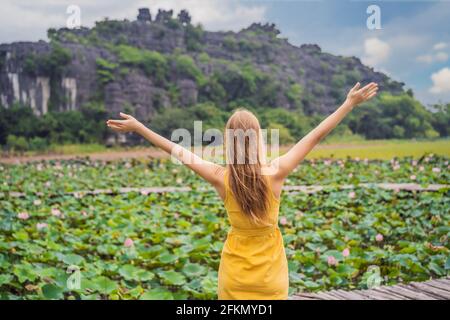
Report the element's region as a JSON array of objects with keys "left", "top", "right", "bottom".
[{"left": 218, "top": 171, "right": 289, "bottom": 300}]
